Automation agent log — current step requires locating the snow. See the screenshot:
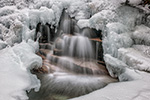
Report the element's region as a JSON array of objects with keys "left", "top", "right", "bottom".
[
  {"left": 118, "top": 48, "right": 150, "bottom": 72},
  {"left": 89, "top": 10, "right": 117, "bottom": 30},
  {"left": 77, "top": 19, "right": 89, "bottom": 29},
  {"left": 106, "top": 22, "right": 129, "bottom": 34},
  {"left": 133, "top": 45, "right": 150, "bottom": 58},
  {"left": 29, "top": 7, "right": 55, "bottom": 29},
  {"left": 0, "top": 41, "right": 42, "bottom": 100},
  {"left": 77, "top": 9, "right": 117, "bottom": 30},
  {"left": 116, "top": 6, "right": 144, "bottom": 31},
  {"left": 132, "top": 25, "right": 150, "bottom": 45},
  {"left": 104, "top": 54, "right": 126, "bottom": 78},
  {"left": 103, "top": 31, "right": 133, "bottom": 57},
  {"left": 129, "top": 0, "right": 142, "bottom": 5},
  {"left": 0, "top": 6, "right": 16, "bottom": 16}
]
